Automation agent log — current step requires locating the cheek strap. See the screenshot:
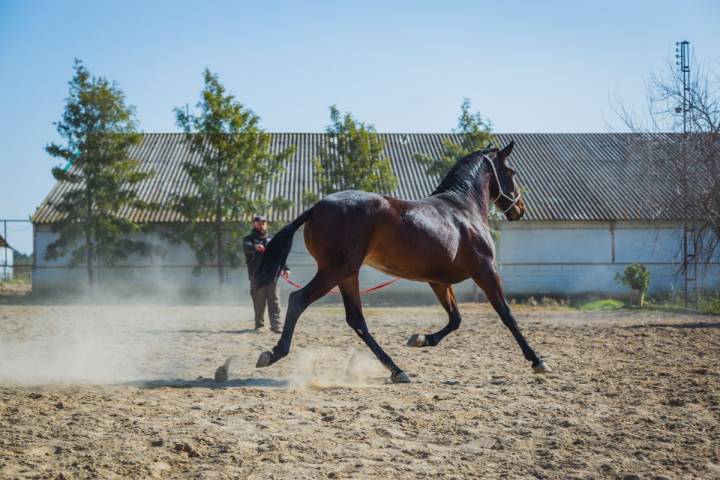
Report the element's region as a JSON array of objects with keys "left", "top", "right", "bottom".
[{"left": 483, "top": 155, "right": 521, "bottom": 213}]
